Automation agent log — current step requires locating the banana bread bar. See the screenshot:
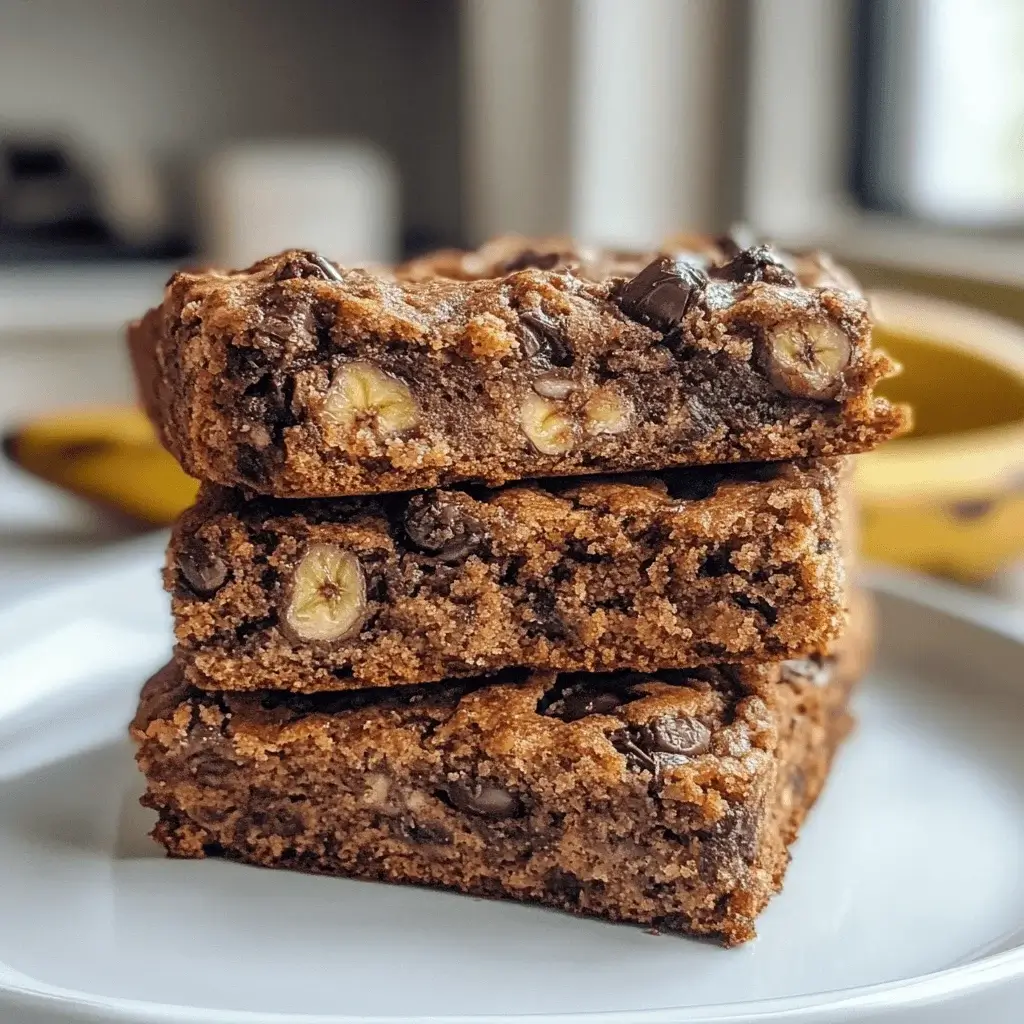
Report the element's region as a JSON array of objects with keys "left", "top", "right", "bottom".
[
  {"left": 169, "top": 460, "right": 846, "bottom": 692},
  {"left": 132, "top": 594, "right": 870, "bottom": 946},
  {"left": 128, "top": 237, "right": 908, "bottom": 497}
]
